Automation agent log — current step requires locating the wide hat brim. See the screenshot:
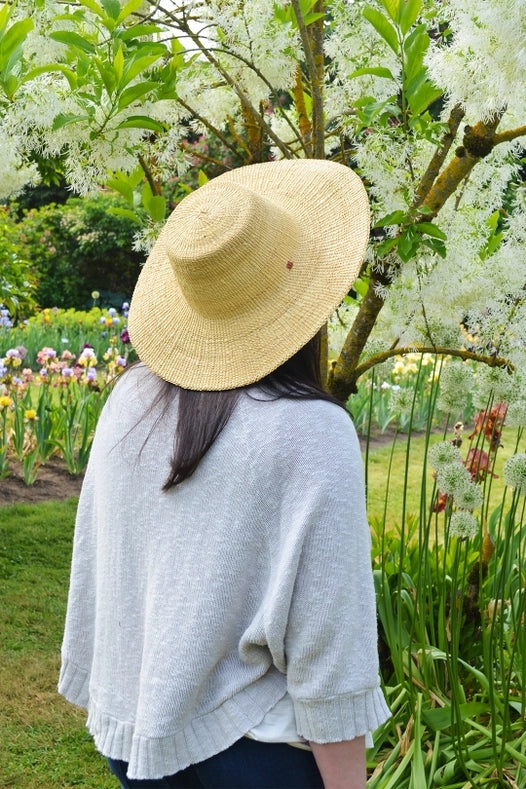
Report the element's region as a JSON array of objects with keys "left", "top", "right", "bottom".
[{"left": 128, "top": 159, "right": 370, "bottom": 390}]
